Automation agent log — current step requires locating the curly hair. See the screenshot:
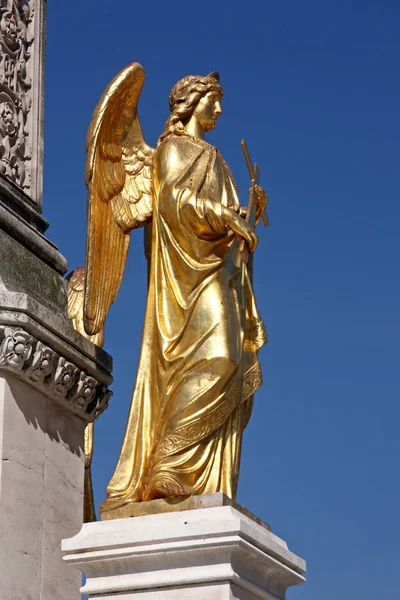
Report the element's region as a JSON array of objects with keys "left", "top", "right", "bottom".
[{"left": 158, "top": 72, "right": 223, "bottom": 145}]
